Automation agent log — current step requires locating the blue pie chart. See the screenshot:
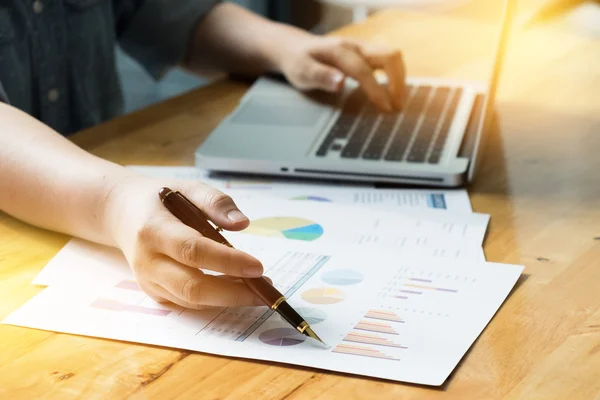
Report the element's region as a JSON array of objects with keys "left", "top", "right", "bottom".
[{"left": 321, "top": 269, "right": 364, "bottom": 286}]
